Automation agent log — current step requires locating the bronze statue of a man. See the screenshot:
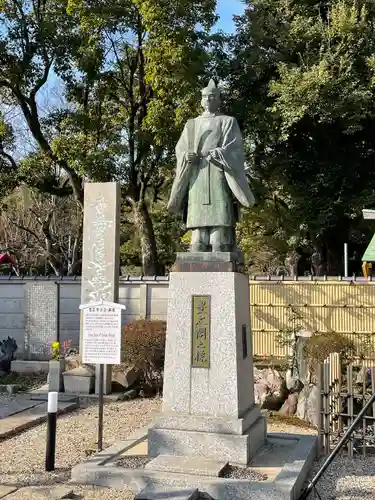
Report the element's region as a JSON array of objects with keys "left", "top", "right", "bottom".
[{"left": 167, "top": 79, "right": 255, "bottom": 253}]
